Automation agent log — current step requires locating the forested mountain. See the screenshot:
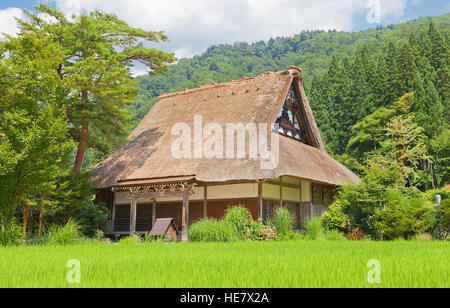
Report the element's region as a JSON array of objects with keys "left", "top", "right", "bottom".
[{"left": 134, "top": 13, "right": 449, "bottom": 123}]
